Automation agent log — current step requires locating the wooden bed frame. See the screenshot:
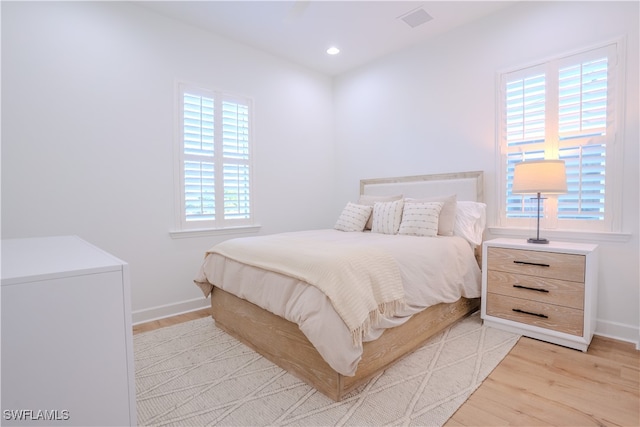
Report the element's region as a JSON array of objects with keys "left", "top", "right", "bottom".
[
  {"left": 212, "top": 289, "right": 479, "bottom": 401},
  {"left": 209, "top": 171, "right": 484, "bottom": 401}
]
